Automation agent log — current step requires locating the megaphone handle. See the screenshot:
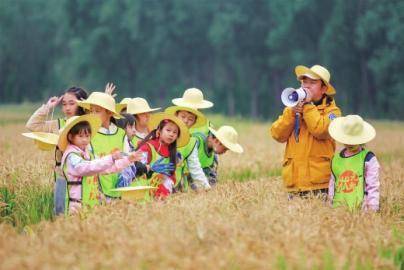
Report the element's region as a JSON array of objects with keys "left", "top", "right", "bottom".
[{"left": 294, "top": 113, "right": 300, "bottom": 142}]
